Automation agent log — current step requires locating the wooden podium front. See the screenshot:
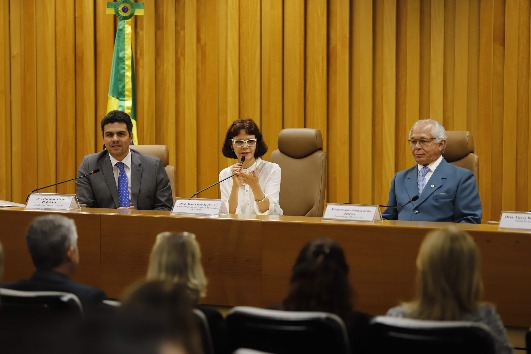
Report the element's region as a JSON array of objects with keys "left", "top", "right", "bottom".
[{"left": 1, "top": 208, "right": 530, "bottom": 327}]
